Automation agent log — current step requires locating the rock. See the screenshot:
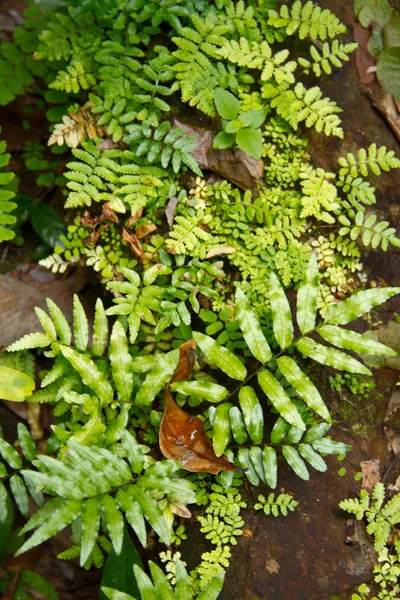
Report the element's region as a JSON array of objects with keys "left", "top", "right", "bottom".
[{"left": 0, "top": 269, "right": 88, "bottom": 347}]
